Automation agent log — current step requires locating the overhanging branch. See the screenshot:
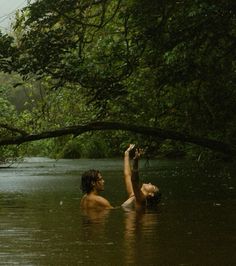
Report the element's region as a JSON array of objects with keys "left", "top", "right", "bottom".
[
  {"left": 0, "top": 121, "right": 235, "bottom": 156},
  {"left": 0, "top": 123, "right": 27, "bottom": 135}
]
